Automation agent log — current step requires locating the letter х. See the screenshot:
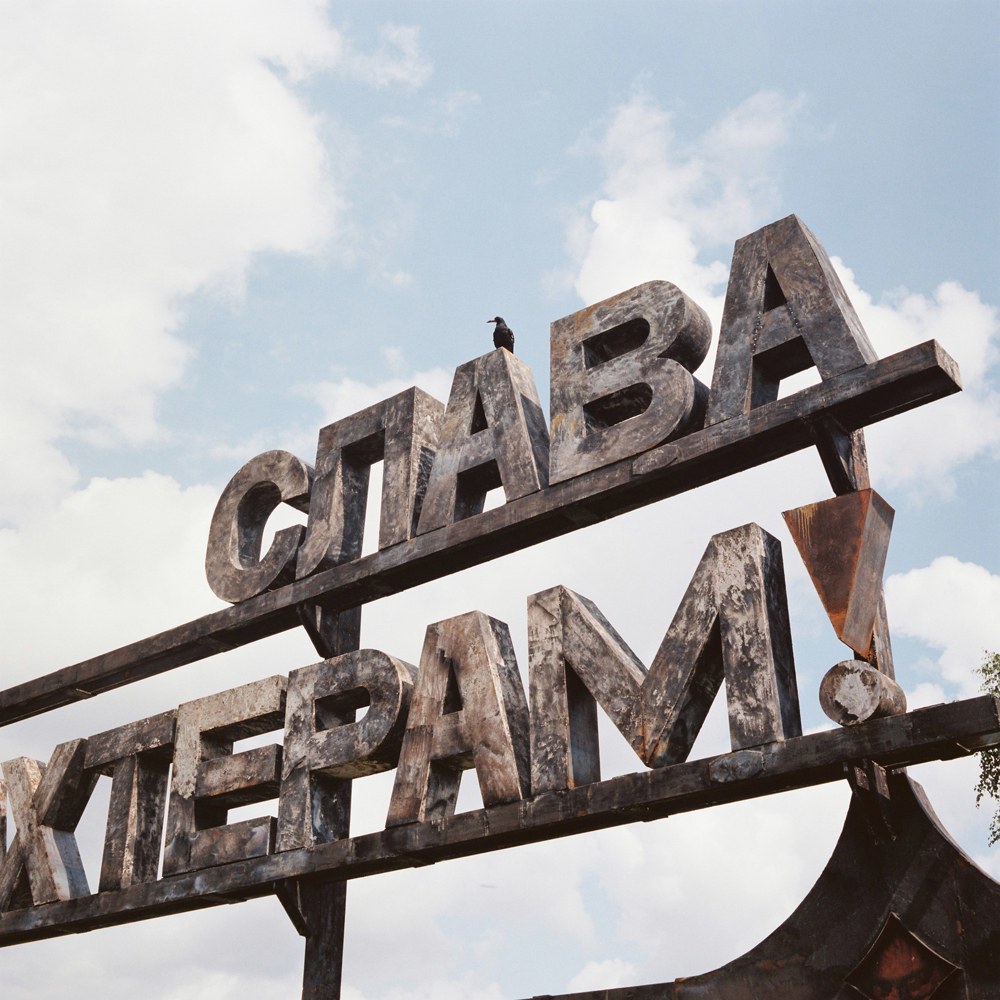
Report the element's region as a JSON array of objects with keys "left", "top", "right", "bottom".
[{"left": 0, "top": 740, "right": 96, "bottom": 909}]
